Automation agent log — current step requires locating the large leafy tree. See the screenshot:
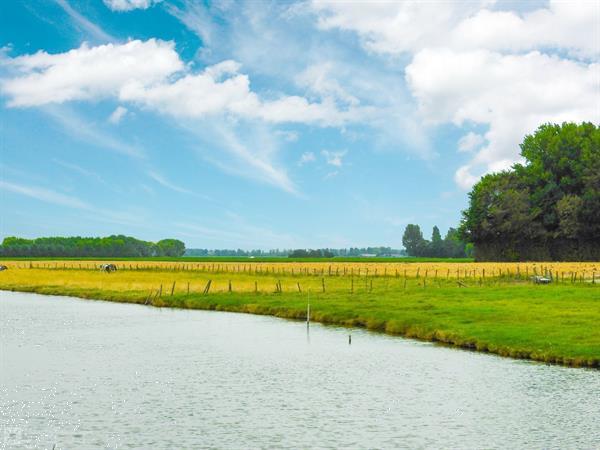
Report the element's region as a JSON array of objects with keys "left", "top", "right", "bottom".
[
  {"left": 402, "top": 224, "right": 427, "bottom": 257},
  {"left": 460, "top": 122, "right": 599, "bottom": 261}
]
